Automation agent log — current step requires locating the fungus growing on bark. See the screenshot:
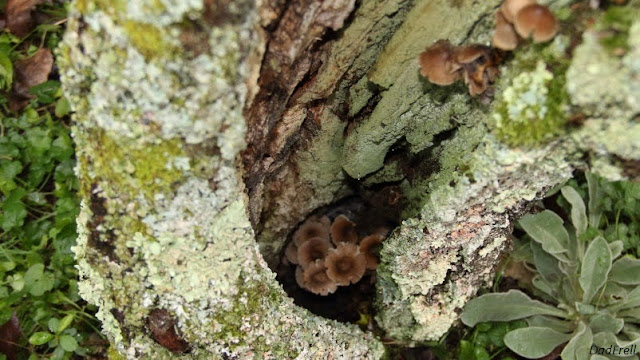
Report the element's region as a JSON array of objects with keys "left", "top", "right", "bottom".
[
  {"left": 359, "top": 234, "right": 384, "bottom": 270},
  {"left": 297, "top": 237, "right": 332, "bottom": 269},
  {"left": 295, "top": 266, "right": 306, "bottom": 288},
  {"left": 454, "top": 45, "right": 501, "bottom": 97},
  {"left": 284, "top": 241, "right": 299, "bottom": 265},
  {"left": 330, "top": 215, "right": 358, "bottom": 245},
  {"left": 500, "top": 0, "right": 536, "bottom": 23},
  {"left": 418, "top": 40, "right": 461, "bottom": 86},
  {"left": 302, "top": 260, "right": 338, "bottom": 296},
  {"left": 325, "top": 242, "right": 367, "bottom": 286},
  {"left": 493, "top": 10, "right": 519, "bottom": 50},
  {"left": 419, "top": 41, "right": 501, "bottom": 97},
  {"left": 514, "top": 4, "right": 558, "bottom": 43},
  {"left": 293, "top": 215, "right": 331, "bottom": 246}
]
